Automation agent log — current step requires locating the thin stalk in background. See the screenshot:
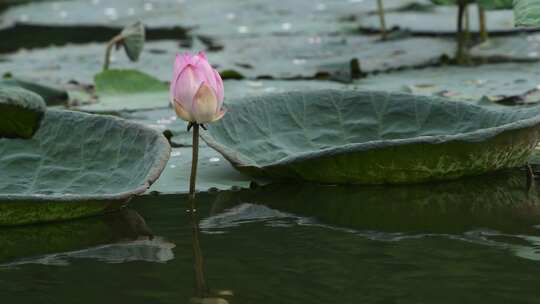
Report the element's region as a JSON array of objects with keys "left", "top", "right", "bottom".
[
  {"left": 377, "top": 0, "right": 387, "bottom": 40},
  {"left": 455, "top": 1, "right": 470, "bottom": 65},
  {"left": 478, "top": 6, "right": 488, "bottom": 42},
  {"left": 103, "top": 34, "right": 123, "bottom": 71}
]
